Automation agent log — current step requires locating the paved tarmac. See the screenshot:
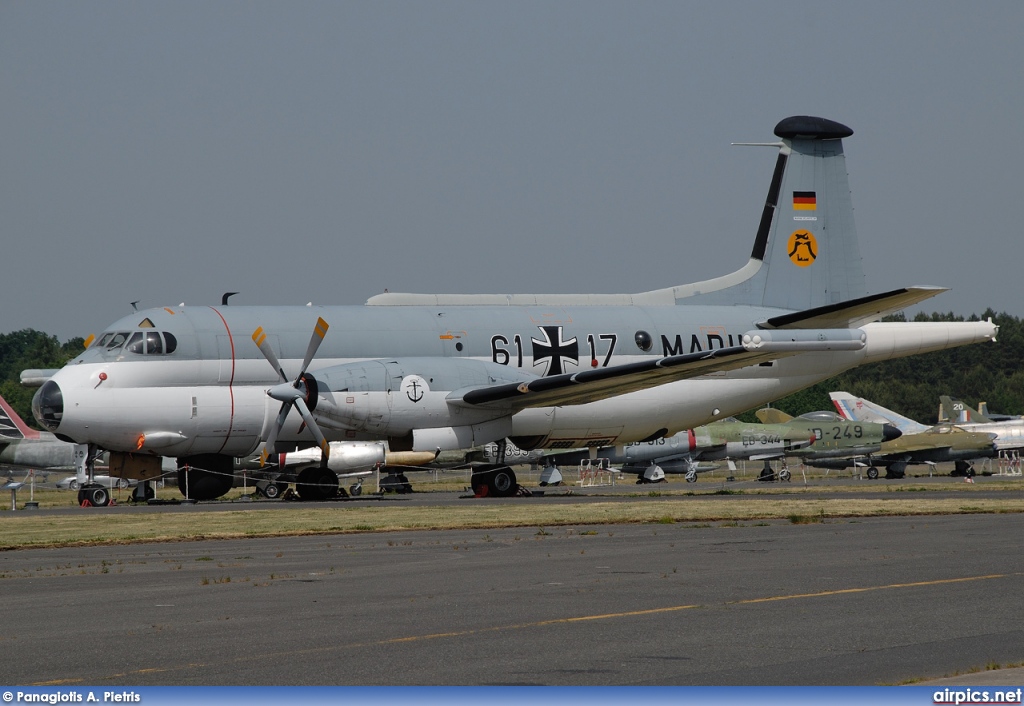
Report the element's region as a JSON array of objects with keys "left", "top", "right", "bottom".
[{"left": 3, "top": 509, "right": 1024, "bottom": 686}]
